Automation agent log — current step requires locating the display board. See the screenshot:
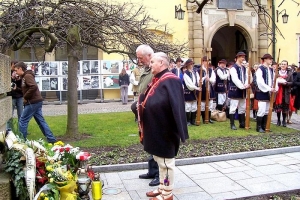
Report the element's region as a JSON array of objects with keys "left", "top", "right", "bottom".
[{"left": 24, "top": 60, "right": 137, "bottom": 94}]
